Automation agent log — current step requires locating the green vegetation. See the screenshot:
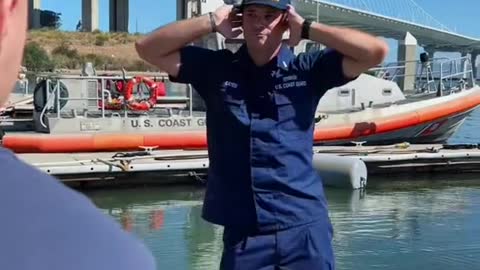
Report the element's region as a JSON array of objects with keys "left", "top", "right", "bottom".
[
  {"left": 23, "top": 30, "right": 153, "bottom": 73},
  {"left": 23, "top": 42, "right": 55, "bottom": 72}
]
